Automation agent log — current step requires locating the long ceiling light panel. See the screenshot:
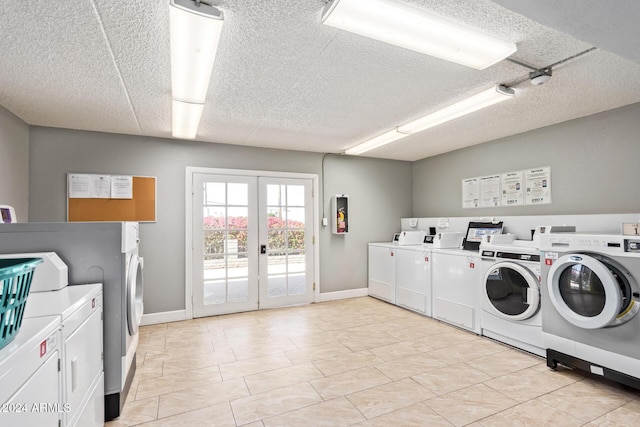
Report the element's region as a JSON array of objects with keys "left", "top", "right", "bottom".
[
  {"left": 345, "top": 85, "right": 515, "bottom": 155},
  {"left": 169, "top": 0, "right": 224, "bottom": 139},
  {"left": 398, "top": 85, "right": 515, "bottom": 134},
  {"left": 344, "top": 129, "right": 410, "bottom": 155},
  {"left": 321, "top": 0, "right": 517, "bottom": 70},
  {"left": 171, "top": 100, "right": 205, "bottom": 140}
]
